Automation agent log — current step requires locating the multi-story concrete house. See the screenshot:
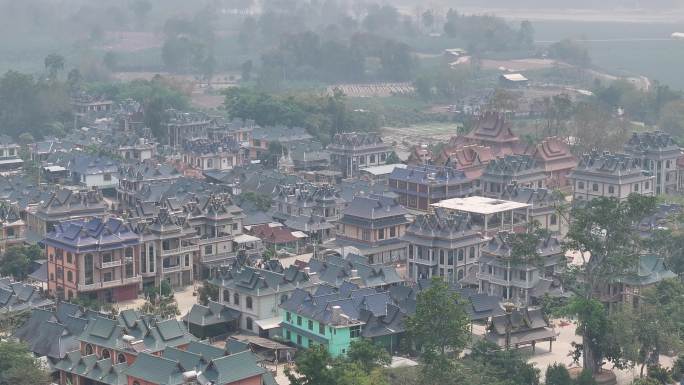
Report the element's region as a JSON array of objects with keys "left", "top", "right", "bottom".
[
  {"left": 211, "top": 264, "right": 318, "bottom": 336},
  {"left": 185, "top": 194, "right": 253, "bottom": 277},
  {"left": 336, "top": 195, "right": 411, "bottom": 265},
  {"left": 569, "top": 151, "right": 655, "bottom": 202},
  {"left": 250, "top": 125, "right": 313, "bottom": 160},
  {"left": 59, "top": 154, "right": 120, "bottom": 190},
  {"left": 477, "top": 232, "right": 565, "bottom": 305},
  {"left": 527, "top": 136, "right": 578, "bottom": 189},
  {"left": 116, "top": 161, "right": 182, "bottom": 209},
  {"left": 500, "top": 185, "right": 568, "bottom": 235},
  {"left": 480, "top": 154, "right": 547, "bottom": 197},
  {"left": 44, "top": 217, "right": 142, "bottom": 302},
  {"left": 281, "top": 285, "right": 412, "bottom": 356},
  {"left": 182, "top": 138, "right": 248, "bottom": 171},
  {"left": 450, "top": 112, "right": 523, "bottom": 157},
  {"left": 623, "top": 131, "right": 681, "bottom": 195},
  {"left": 164, "top": 110, "right": 212, "bottom": 148},
  {"left": 389, "top": 165, "right": 474, "bottom": 211},
  {"left": 0, "top": 205, "right": 26, "bottom": 254},
  {"left": 130, "top": 208, "right": 197, "bottom": 289},
  {"left": 403, "top": 209, "right": 486, "bottom": 283},
  {"left": 272, "top": 183, "right": 344, "bottom": 242},
  {"left": 26, "top": 188, "right": 108, "bottom": 236},
  {"left": 0, "top": 135, "right": 23, "bottom": 174},
  {"left": 327, "top": 132, "right": 392, "bottom": 178},
  {"left": 113, "top": 136, "right": 156, "bottom": 162}
]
